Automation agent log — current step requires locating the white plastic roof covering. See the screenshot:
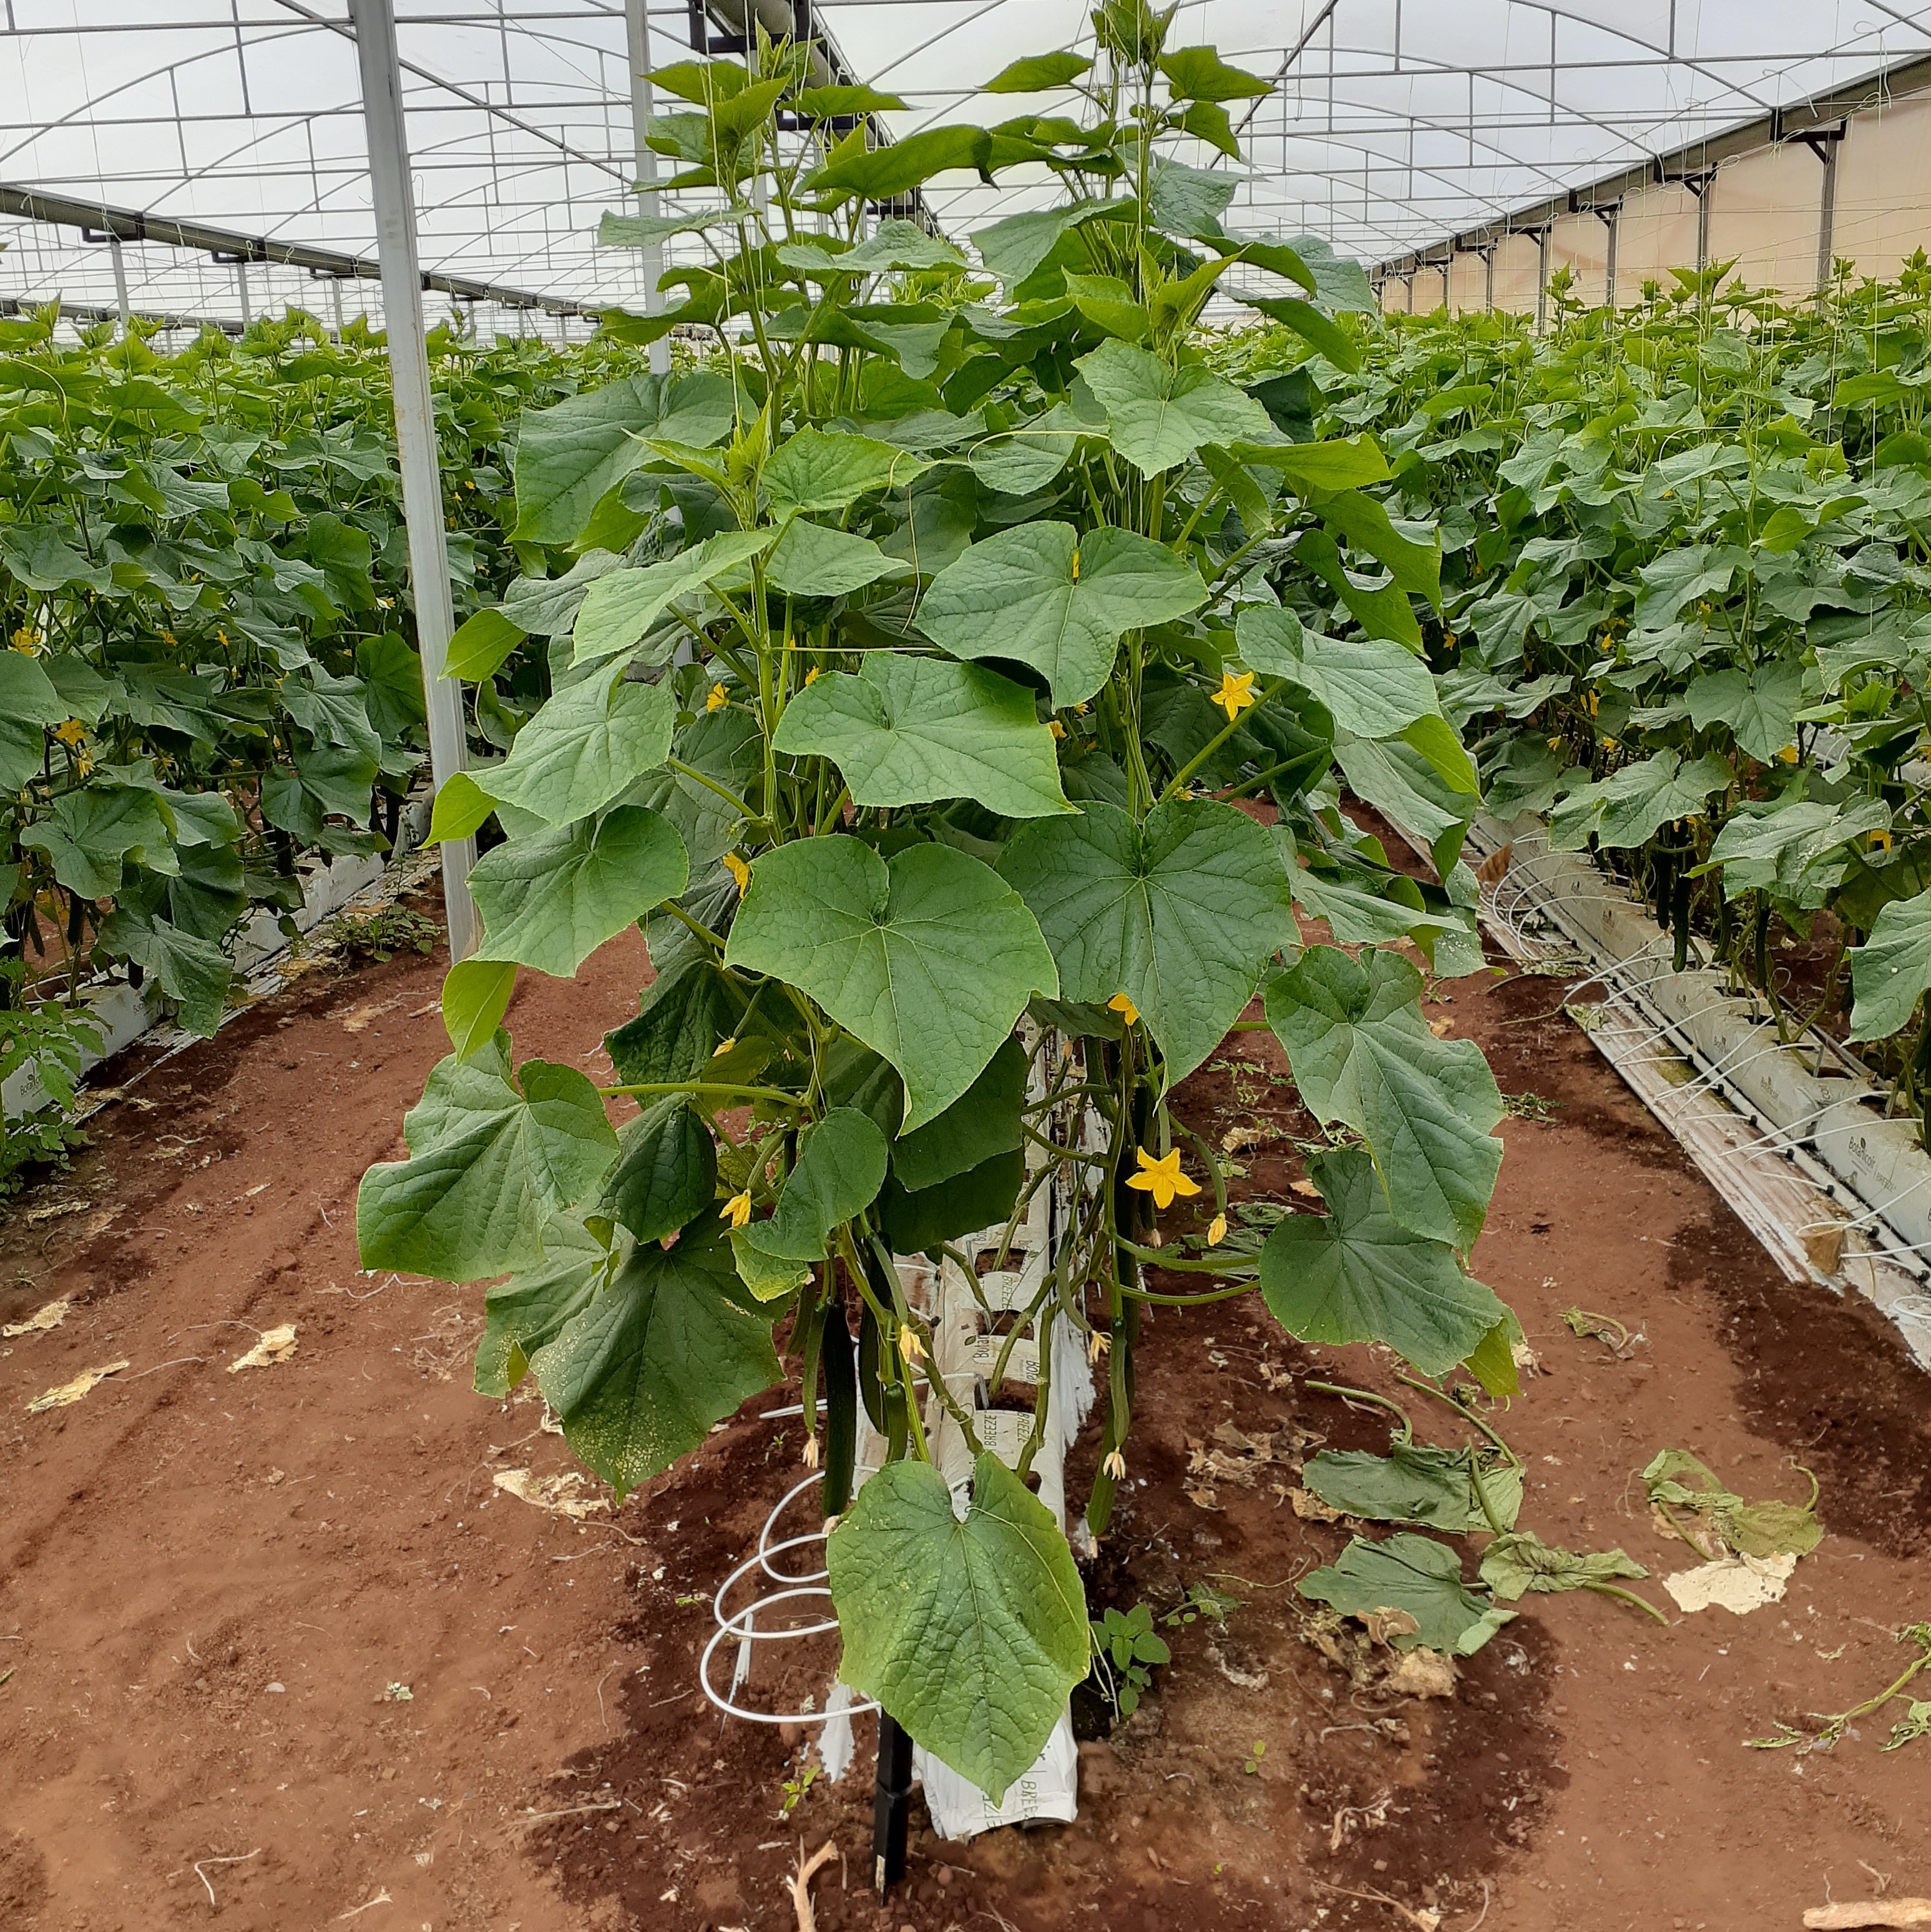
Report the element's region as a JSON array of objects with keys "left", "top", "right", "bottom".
[{"left": 3, "top": 0, "right": 1931, "bottom": 328}]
